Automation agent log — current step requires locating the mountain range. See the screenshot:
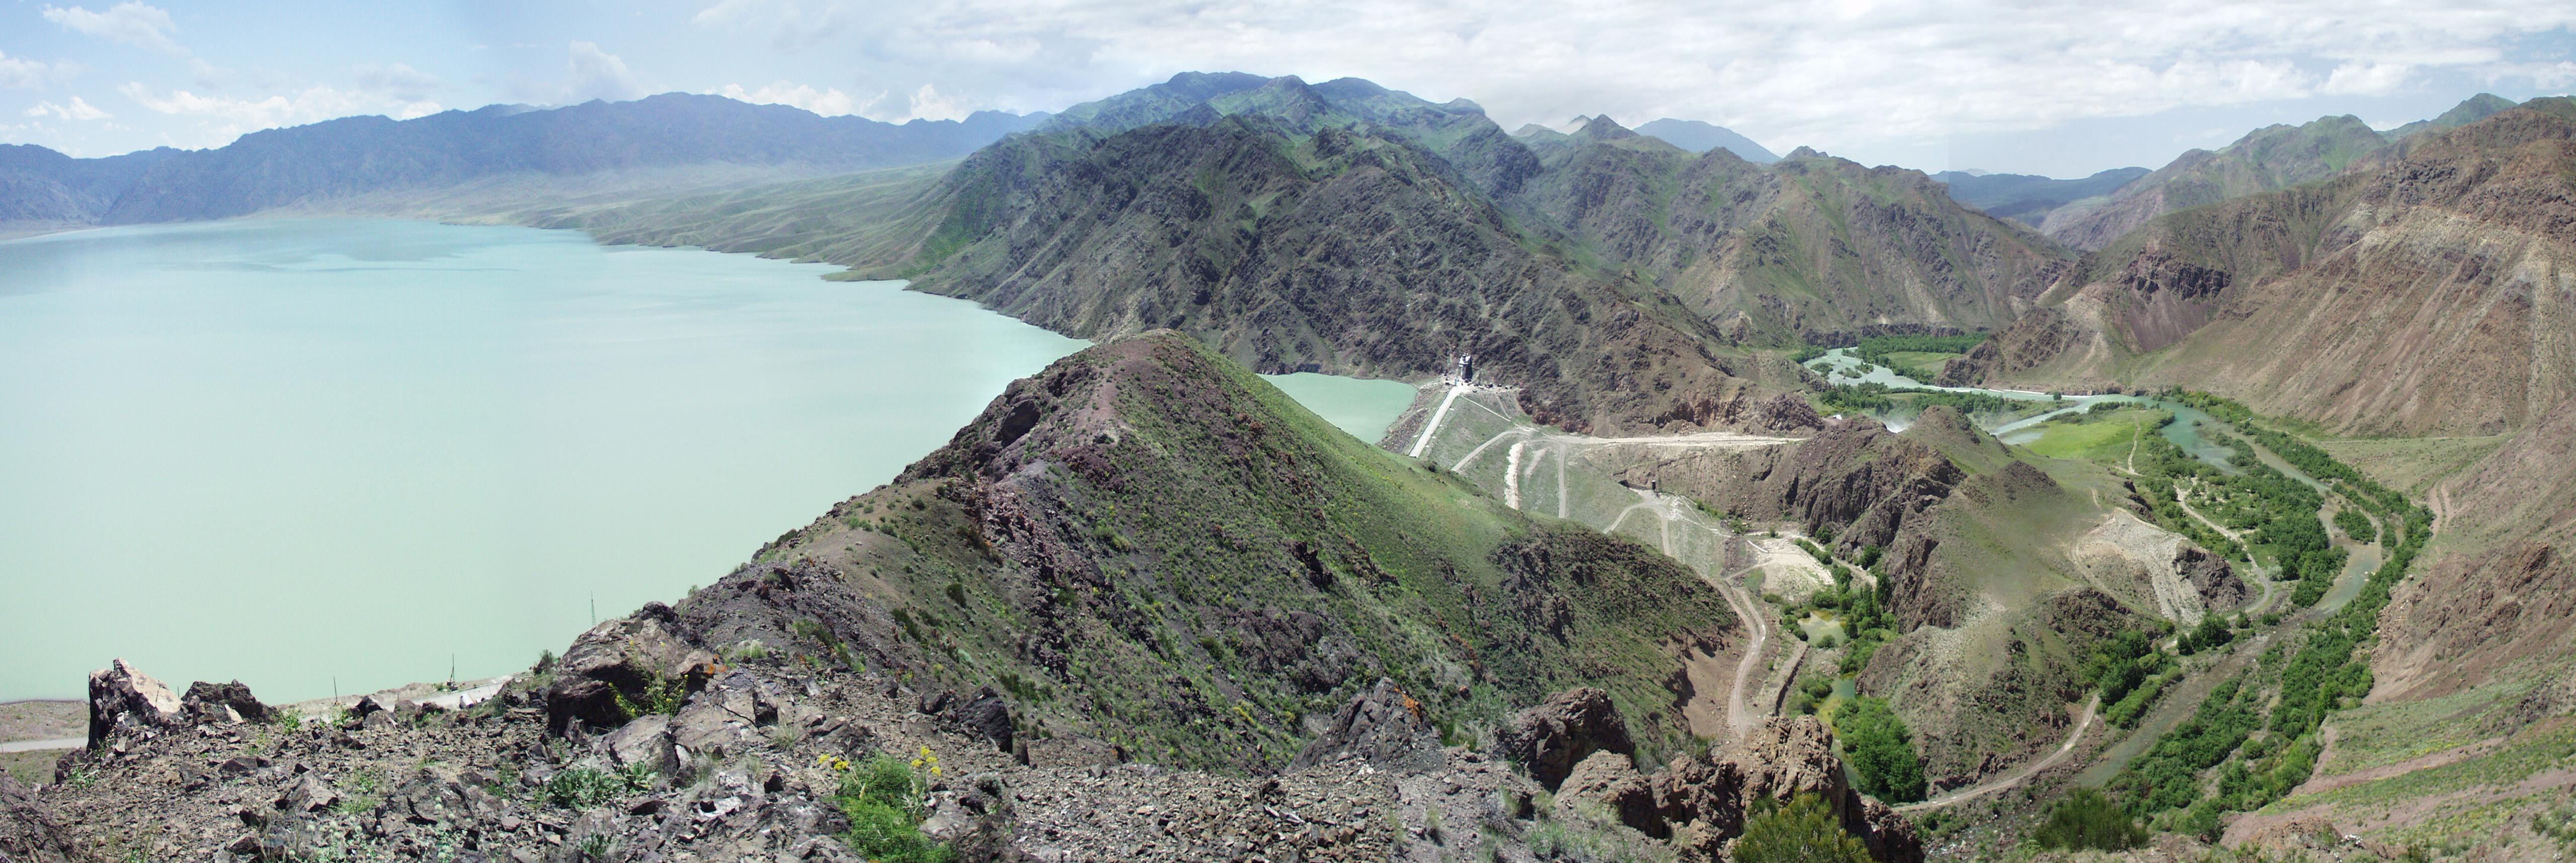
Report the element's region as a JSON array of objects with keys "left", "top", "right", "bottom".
[
  {"left": 536, "top": 73, "right": 2060, "bottom": 433},
  {"left": 0, "top": 94, "right": 1049, "bottom": 229},
  {"left": 2035, "top": 93, "right": 2522, "bottom": 249},
  {"left": 1930, "top": 167, "right": 2149, "bottom": 226}
]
